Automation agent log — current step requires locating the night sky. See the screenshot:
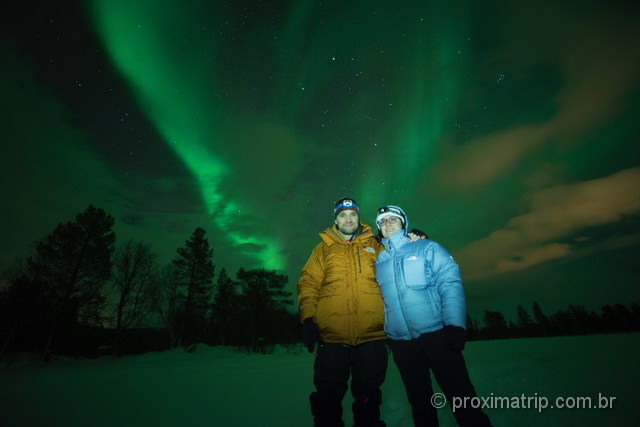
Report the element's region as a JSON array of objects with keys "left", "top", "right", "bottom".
[{"left": 2, "top": 0, "right": 639, "bottom": 320}]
